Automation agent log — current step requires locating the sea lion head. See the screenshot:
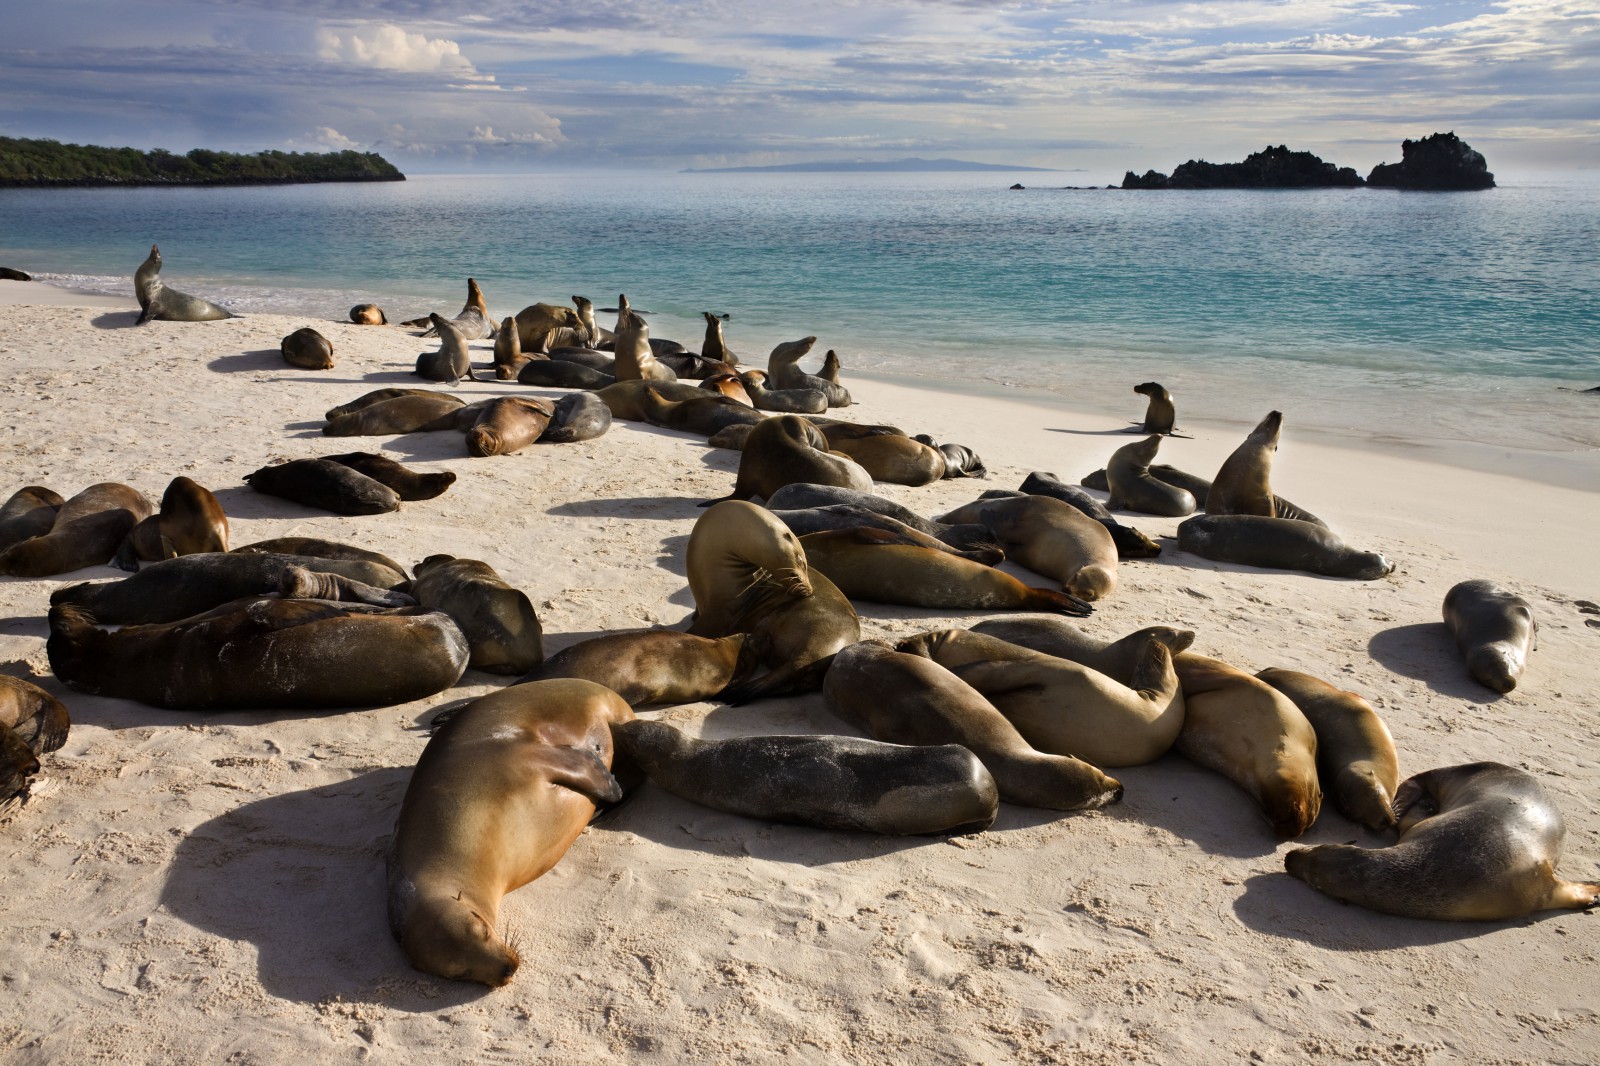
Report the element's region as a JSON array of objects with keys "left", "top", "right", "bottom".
[
  {"left": 1066, "top": 564, "right": 1116, "bottom": 603},
  {"left": 398, "top": 894, "right": 521, "bottom": 988}
]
